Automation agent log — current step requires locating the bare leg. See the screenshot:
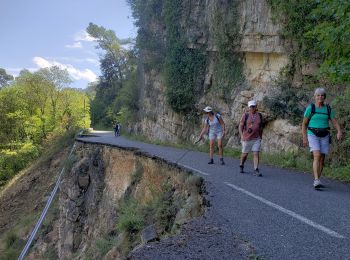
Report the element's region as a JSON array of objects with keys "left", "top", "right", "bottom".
[
  {"left": 240, "top": 153, "right": 248, "bottom": 166},
  {"left": 209, "top": 139, "right": 215, "bottom": 159},
  {"left": 312, "top": 151, "right": 321, "bottom": 179},
  {"left": 253, "top": 152, "right": 260, "bottom": 170},
  {"left": 318, "top": 153, "right": 326, "bottom": 179},
  {"left": 218, "top": 139, "right": 223, "bottom": 158}
]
